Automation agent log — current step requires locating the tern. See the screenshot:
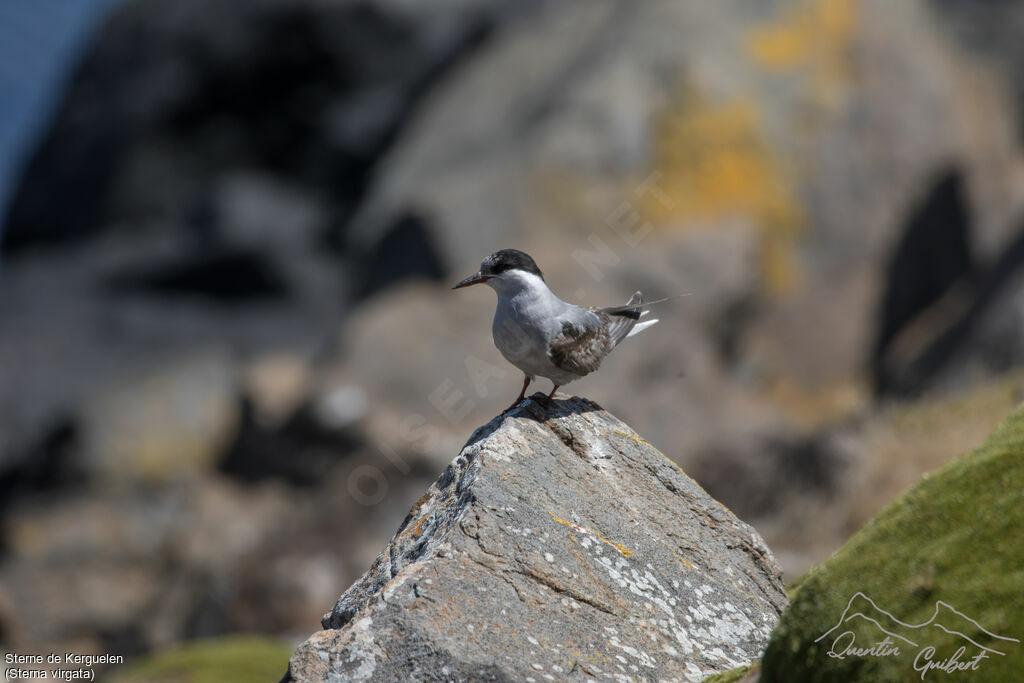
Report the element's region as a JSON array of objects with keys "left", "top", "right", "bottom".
[{"left": 453, "top": 249, "right": 659, "bottom": 408}]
